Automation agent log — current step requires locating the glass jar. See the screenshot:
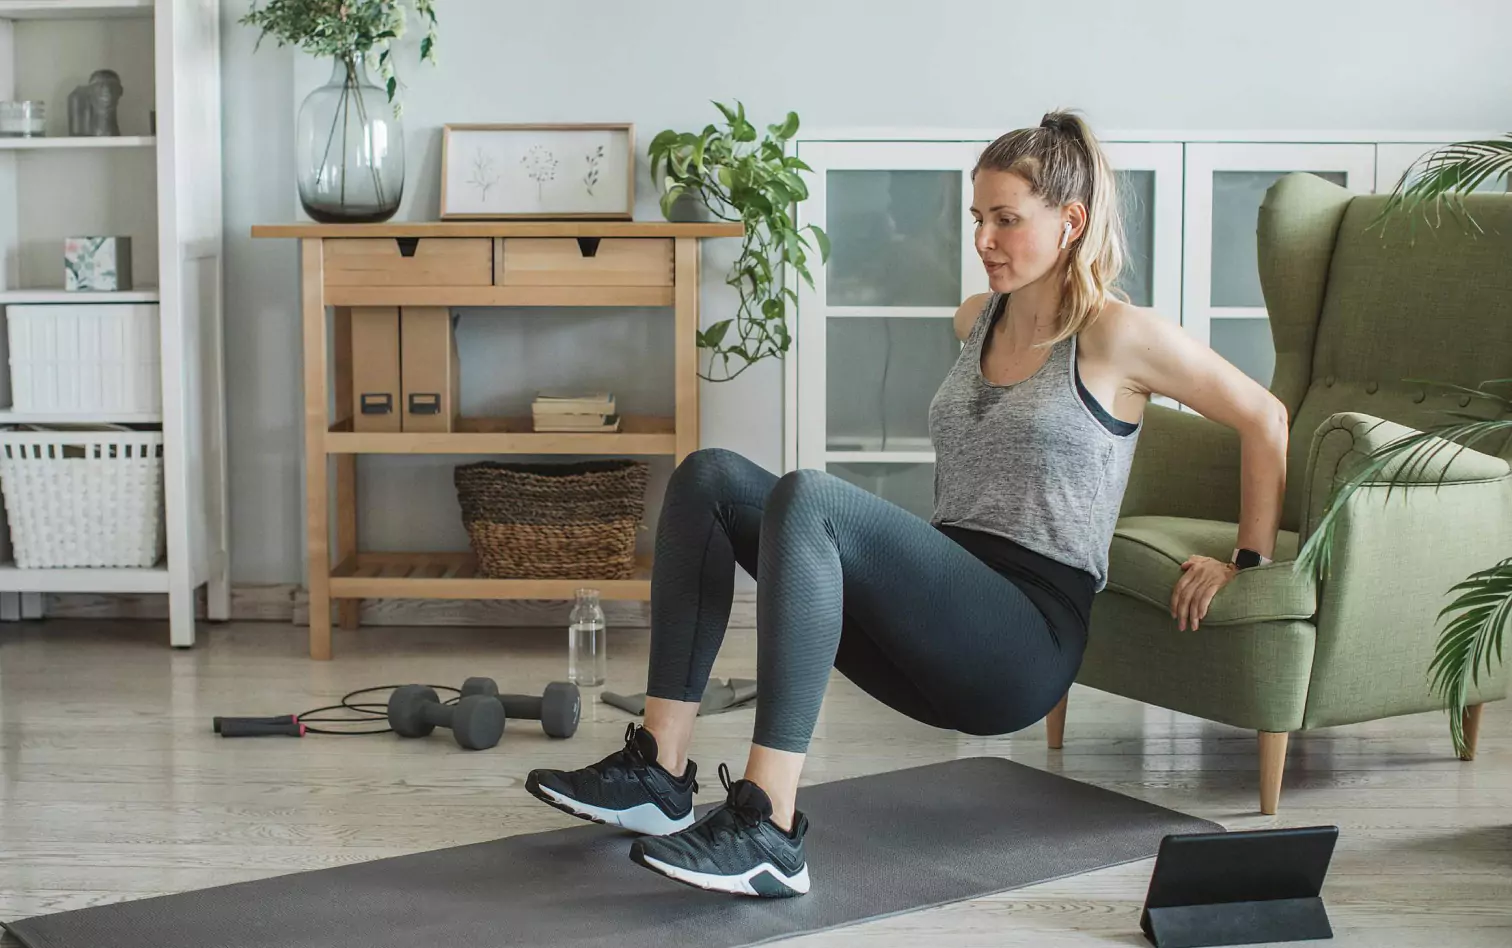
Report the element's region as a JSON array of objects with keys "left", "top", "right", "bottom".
[
  {"left": 295, "top": 56, "right": 403, "bottom": 223},
  {"left": 568, "top": 588, "right": 607, "bottom": 687},
  {"left": 0, "top": 101, "right": 46, "bottom": 138}
]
